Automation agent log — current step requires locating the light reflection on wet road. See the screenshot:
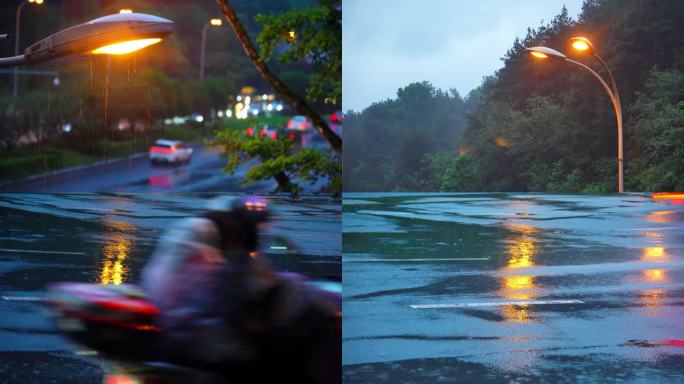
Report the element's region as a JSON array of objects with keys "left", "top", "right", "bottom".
[
  {"left": 343, "top": 193, "right": 684, "bottom": 383},
  {"left": 0, "top": 193, "right": 340, "bottom": 383}
]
